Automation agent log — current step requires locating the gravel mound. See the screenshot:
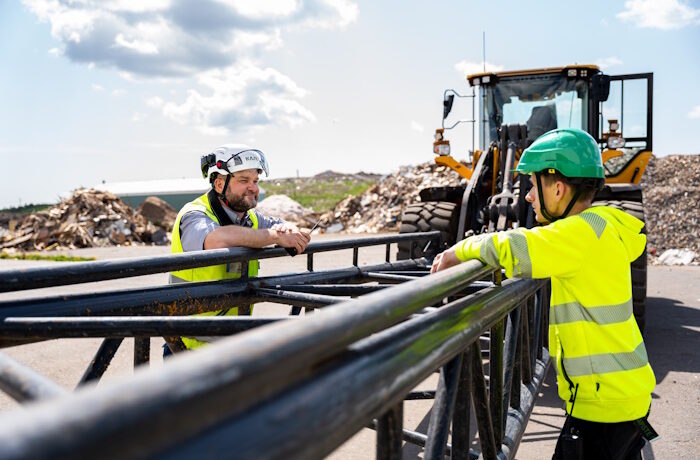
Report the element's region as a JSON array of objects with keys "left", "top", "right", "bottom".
[
  {"left": 256, "top": 195, "right": 317, "bottom": 226},
  {"left": 641, "top": 154, "right": 700, "bottom": 261},
  {"left": 320, "top": 163, "right": 463, "bottom": 233}
]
